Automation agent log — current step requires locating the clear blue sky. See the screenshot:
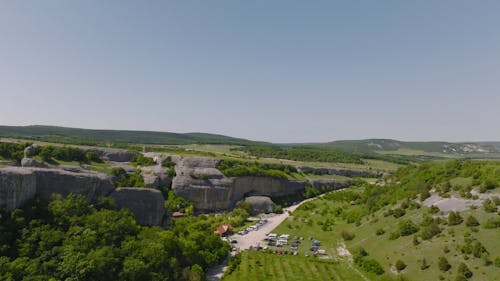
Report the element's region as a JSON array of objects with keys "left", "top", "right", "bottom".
[{"left": 1, "top": 1, "right": 499, "bottom": 143}]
